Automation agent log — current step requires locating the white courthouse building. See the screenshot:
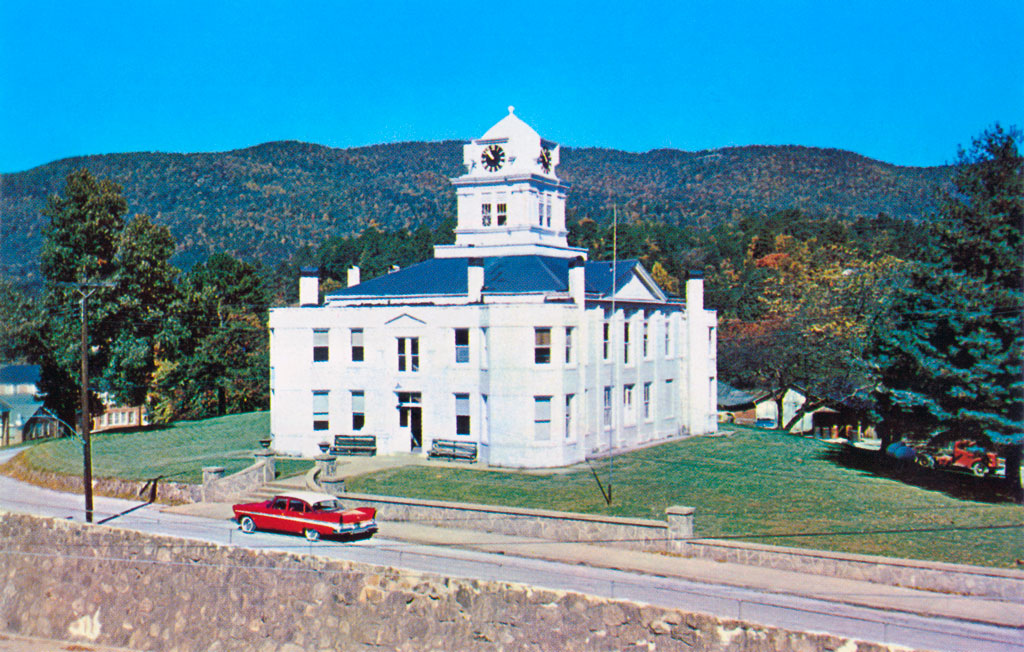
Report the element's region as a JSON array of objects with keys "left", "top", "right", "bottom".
[{"left": 269, "top": 108, "right": 718, "bottom": 467}]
